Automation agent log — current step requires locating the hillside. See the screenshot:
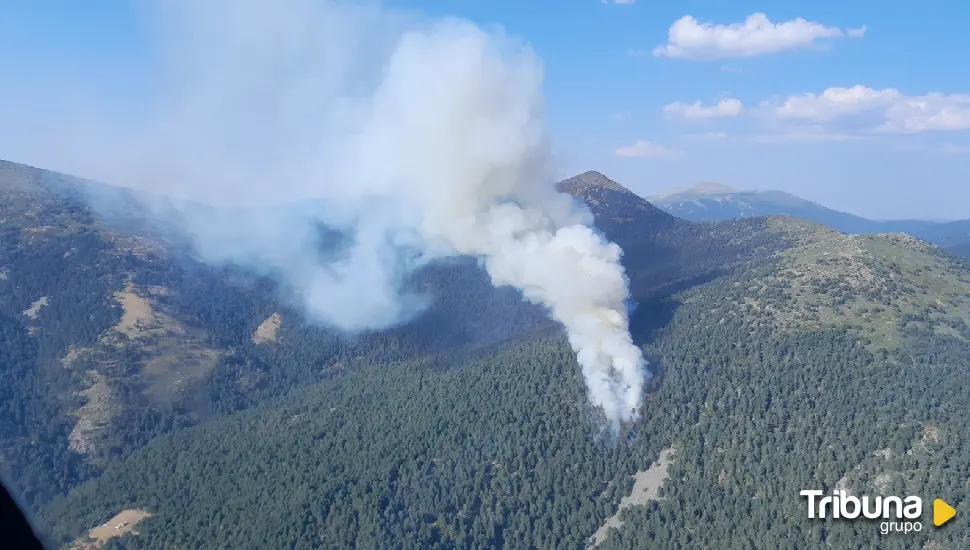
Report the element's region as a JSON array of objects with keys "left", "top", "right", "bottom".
[
  {"left": 3, "top": 162, "right": 970, "bottom": 548},
  {"left": 652, "top": 182, "right": 970, "bottom": 252},
  {"left": 0, "top": 159, "right": 554, "bottom": 513},
  {"left": 692, "top": 218, "right": 970, "bottom": 350},
  {"left": 0, "top": 162, "right": 768, "bottom": 512}
]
